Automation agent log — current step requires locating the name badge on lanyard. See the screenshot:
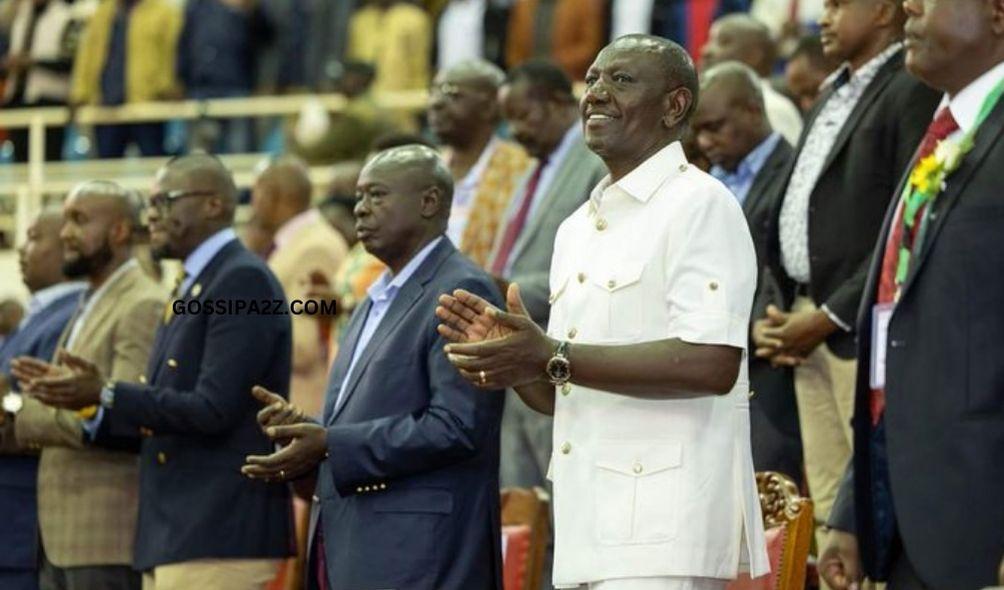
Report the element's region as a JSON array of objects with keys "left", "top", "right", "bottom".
[{"left": 870, "top": 303, "right": 895, "bottom": 389}]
